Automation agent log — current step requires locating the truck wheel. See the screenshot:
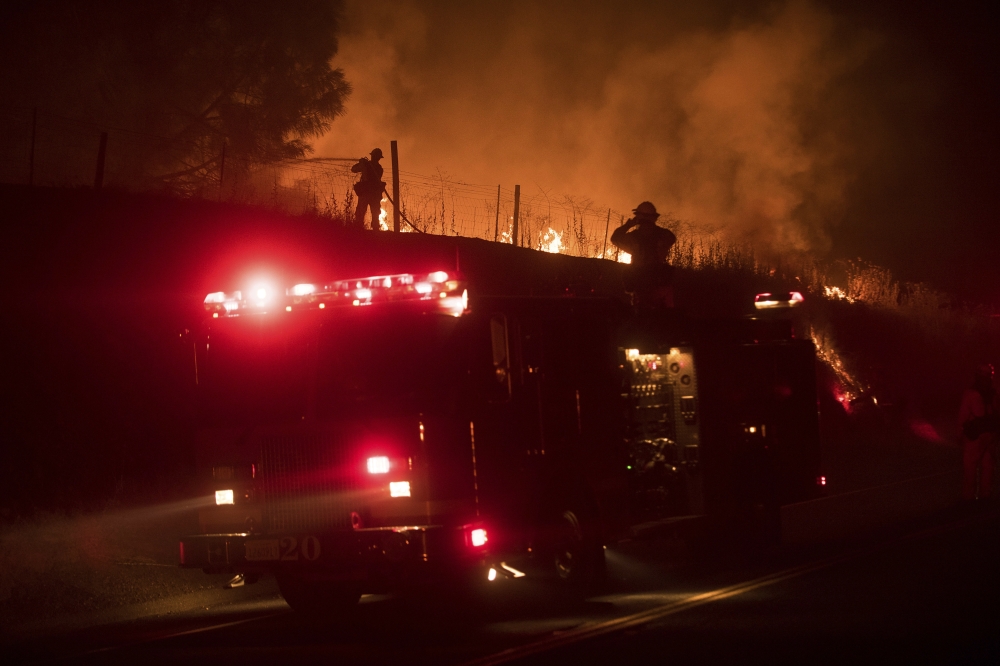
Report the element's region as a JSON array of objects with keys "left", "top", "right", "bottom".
[
  {"left": 276, "top": 574, "right": 361, "bottom": 615},
  {"left": 551, "top": 510, "right": 606, "bottom": 593}
]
